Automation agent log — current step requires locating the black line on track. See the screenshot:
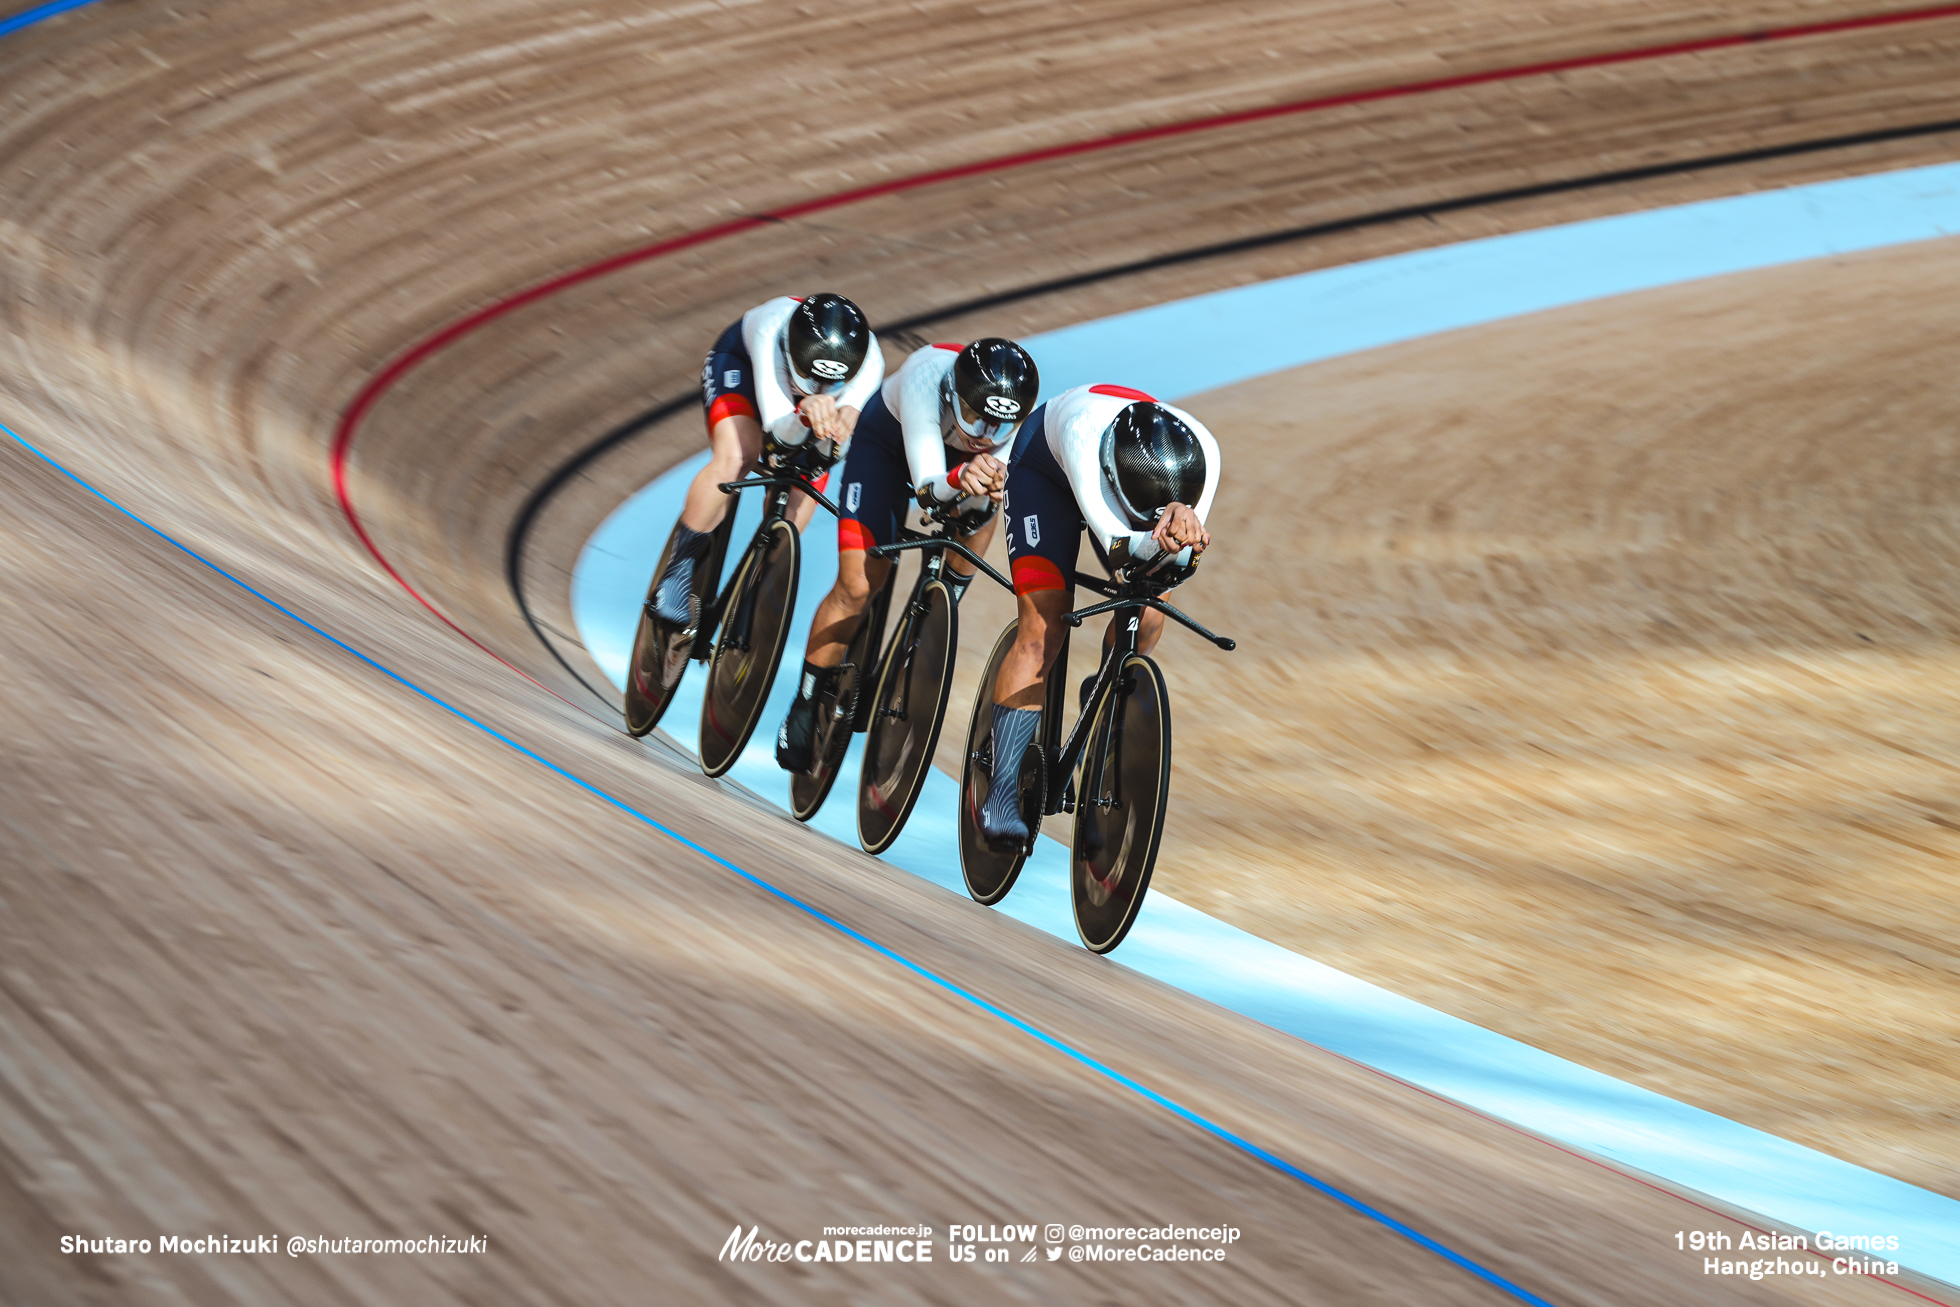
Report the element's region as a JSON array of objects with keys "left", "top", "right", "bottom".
[{"left": 505, "top": 113, "right": 1960, "bottom": 715}]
